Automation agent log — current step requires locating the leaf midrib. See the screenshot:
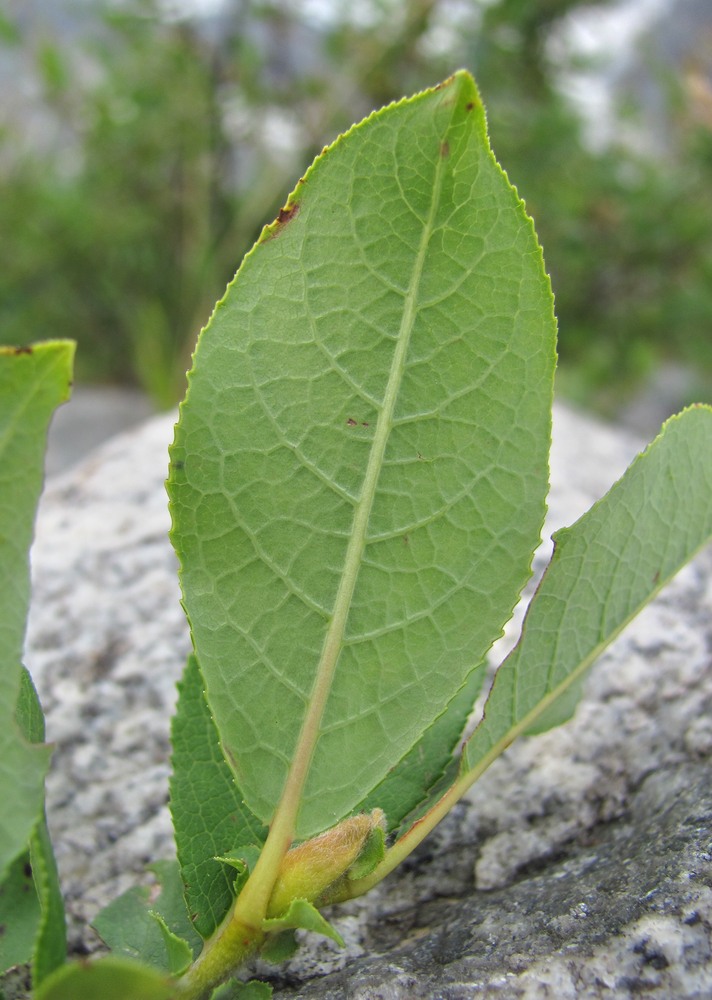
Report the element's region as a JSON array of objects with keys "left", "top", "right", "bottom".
[
  {"left": 237, "top": 109, "right": 454, "bottom": 917},
  {"left": 285, "top": 133, "right": 449, "bottom": 834}
]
